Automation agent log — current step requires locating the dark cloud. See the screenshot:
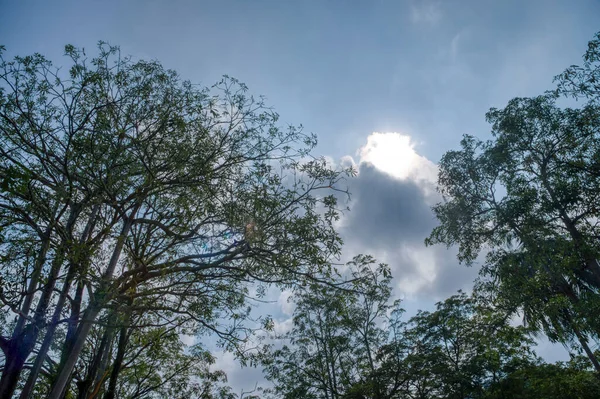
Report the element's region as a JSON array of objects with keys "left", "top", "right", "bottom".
[
  {"left": 340, "top": 162, "right": 476, "bottom": 299},
  {"left": 343, "top": 163, "right": 436, "bottom": 249}
]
